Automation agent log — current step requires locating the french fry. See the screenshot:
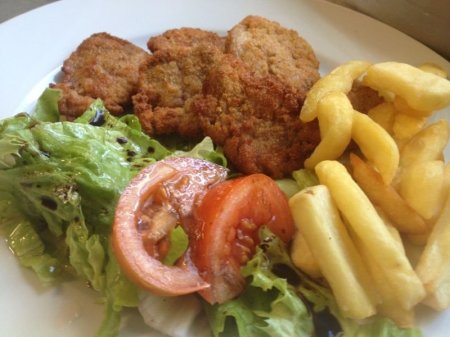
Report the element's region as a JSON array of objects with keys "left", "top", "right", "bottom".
[
  {"left": 415, "top": 193, "right": 450, "bottom": 310},
  {"left": 400, "top": 119, "right": 449, "bottom": 167},
  {"left": 352, "top": 111, "right": 399, "bottom": 184},
  {"left": 352, "top": 228, "right": 416, "bottom": 328},
  {"left": 289, "top": 185, "right": 377, "bottom": 319},
  {"left": 350, "top": 153, "right": 427, "bottom": 234},
  {"left": 345, "top": 206, "right": 416, "bottom": 326},
  {"left": 393, "top": 96, "right": 433, "bottom": 118},
  {"left": 398, "top": 160, "right": 446, "bottom": 220},
  {"left": 290, "top": 228, "right": 322, "bottom": 279},
  {"left": 315, "top": 160, "right": 426, "bottom": 310},
  {"left": 304, "top": 92, "right": 353, "bottom": 168},
  {"left": 418, "top": 63, "right": 448, "bottom": 78},
  {"left": 363, "top": 62, "right": 450, "bottom": 112},
  {"left": 445, "top": 163, "right": 450, "bottom": 192},
  {"left": 367, "top": 102, "right": 395, "bottom": 134},
  {"left": 300, "top": 60, "right": 371, "bottom": 122},
  {"left": 392, "top": 113, "right": 426, "bottom": 142}
]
